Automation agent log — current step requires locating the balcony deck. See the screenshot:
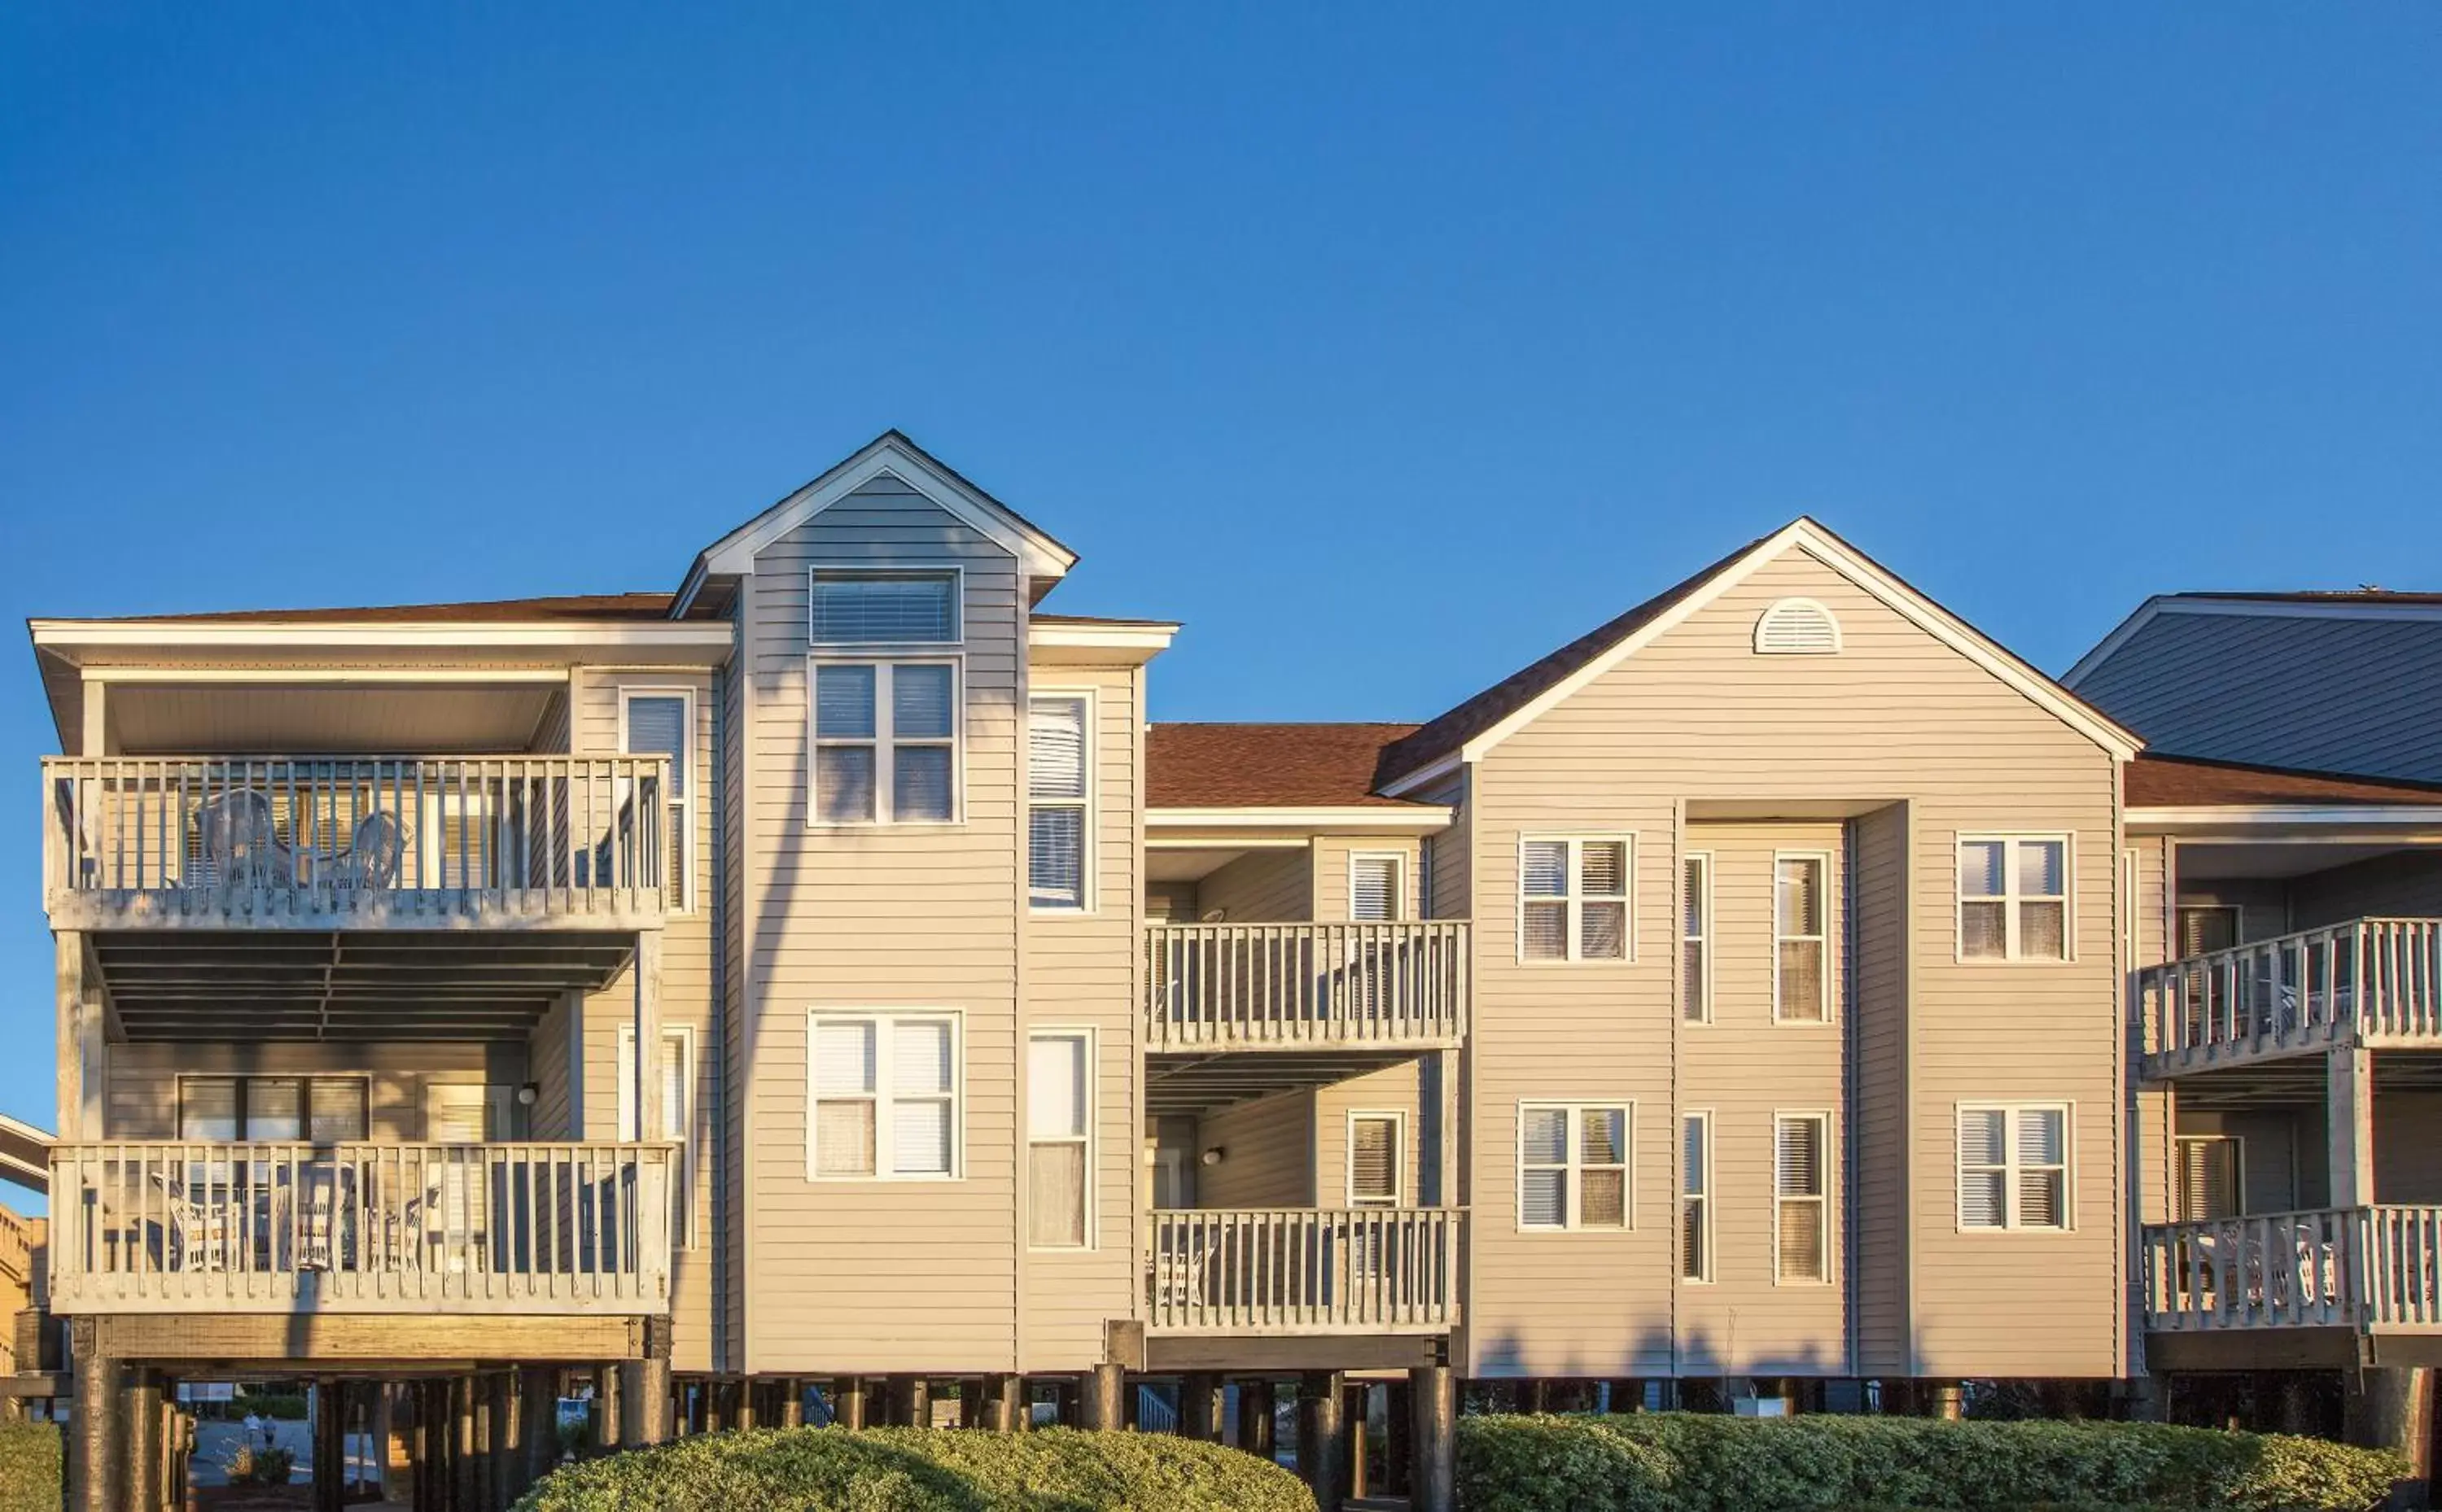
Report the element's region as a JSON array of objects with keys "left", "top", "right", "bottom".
[
  {"left": 2134, "top": 918, "right": 2442, "bottom": 1081},
  {"left": 1144, "top": 921, "right": 1468, "bottom": 1052},
  {"left": 44, "top": 755, "right": 670, "bottom": 933},
  {"left": 2142, "top": 1207, "right": 2442, "bottom": 1339},
  {"left": 46, "top": 1141, "right": 673, "bottom": 1316},
  {"left": 1145, "top": 1207, "right": 1462, "bottom": 1336}
]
